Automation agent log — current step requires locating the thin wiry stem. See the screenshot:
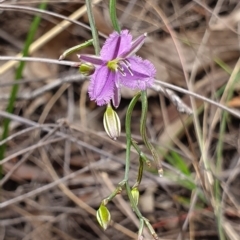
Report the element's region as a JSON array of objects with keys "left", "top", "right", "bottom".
[
  {"left": 152, "top": 81, "right": 240, "bottom": 119},
  {"left": 0, "top": 56, "right": 79, "bottom": 66}
]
